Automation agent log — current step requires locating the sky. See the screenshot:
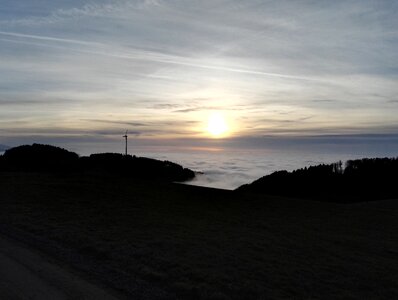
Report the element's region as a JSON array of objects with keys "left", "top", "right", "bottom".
[{"left": 1, "top": 0, "right": 398, "bottom": 154}]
